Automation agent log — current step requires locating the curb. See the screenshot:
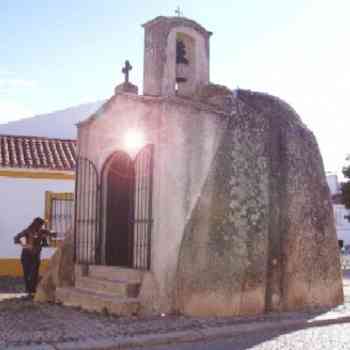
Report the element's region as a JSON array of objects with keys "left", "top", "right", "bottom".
[{"left": 5, "top": 312, "right": 350, "bottom": 350}]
